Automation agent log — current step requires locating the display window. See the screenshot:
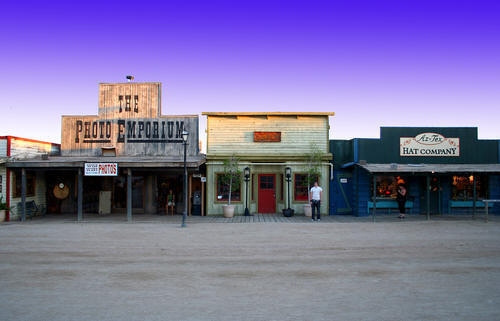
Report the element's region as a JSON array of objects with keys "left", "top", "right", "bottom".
[
  {"left": 216, "top": 173, "right": 241, "bottom": 201},
  {"left": 372, "top": 176, "right": 407, "bottom": 199},
  {"left": 451, "top": 175, "right": 488, "bottom": 200},
  {"left": 294, "top": 174, "right": 319, "bottom": 201}
]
